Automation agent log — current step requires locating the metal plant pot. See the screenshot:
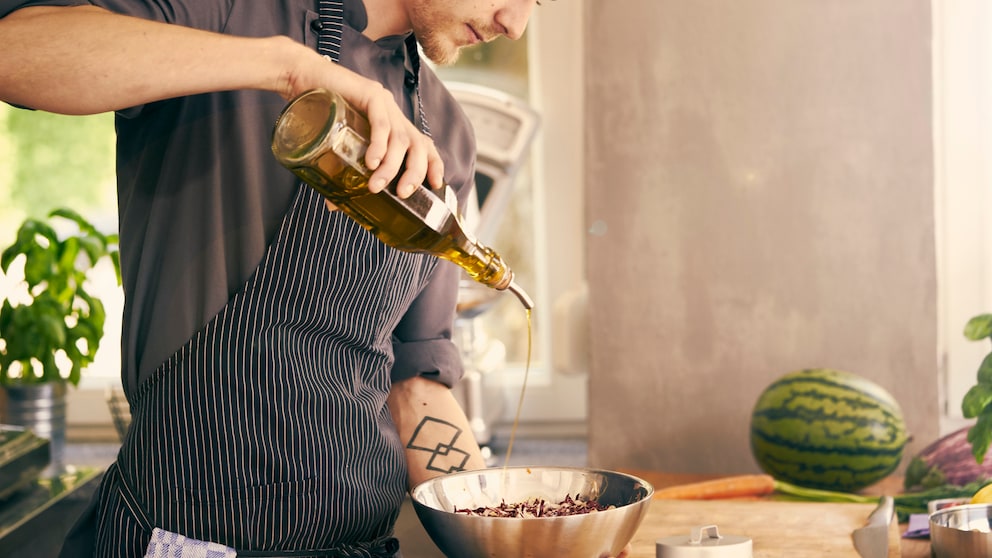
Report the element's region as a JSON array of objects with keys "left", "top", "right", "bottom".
[{"left": 2, "top": 381, "right": 67, "bottom": 476}]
